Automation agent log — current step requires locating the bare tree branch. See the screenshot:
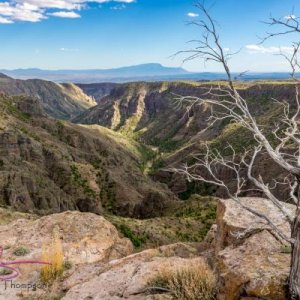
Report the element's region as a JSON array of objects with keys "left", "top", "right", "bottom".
[{"left": 171, "top": 2, "right": 300, "bottom": 248}]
